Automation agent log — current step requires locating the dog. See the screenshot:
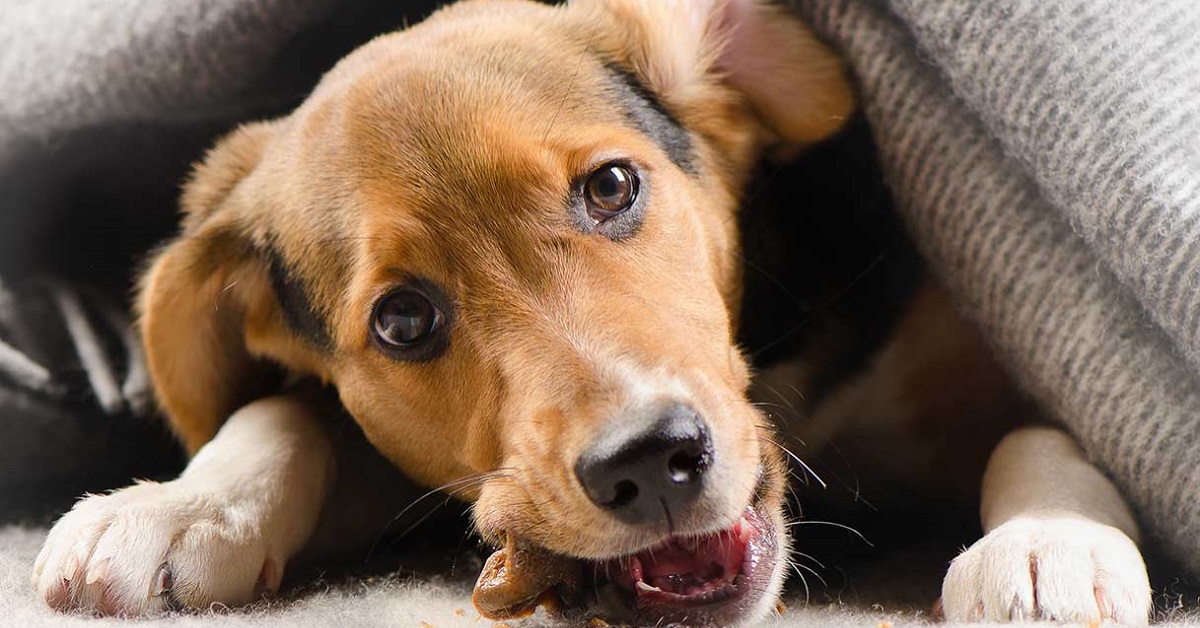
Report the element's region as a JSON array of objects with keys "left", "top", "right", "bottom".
[{"left": 31, "top": 0, "right": 1152, "bottom": 625}]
